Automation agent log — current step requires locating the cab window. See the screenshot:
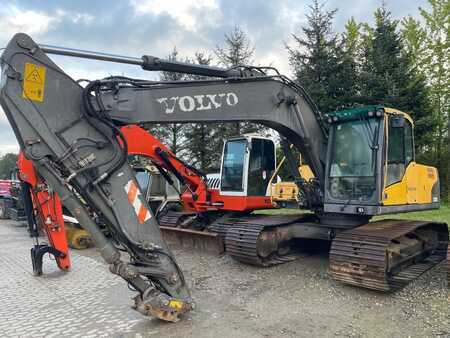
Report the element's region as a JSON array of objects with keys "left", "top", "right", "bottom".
[
  {"left": 386, "top": 116, "right": 414, "bottom": 186},
  {"left": 247, "top": 138, "right": 276, "bottom": 196},
  {"left": 221, "top": 139, "right": 247, "bottom": 192}
]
